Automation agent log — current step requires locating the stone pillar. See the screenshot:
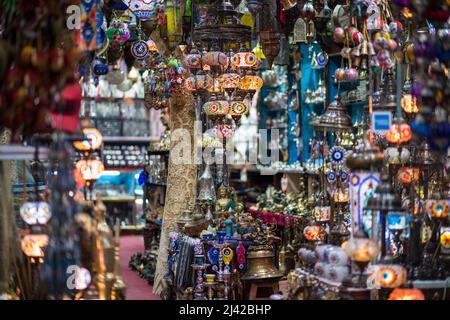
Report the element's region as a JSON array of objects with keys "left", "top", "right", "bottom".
[
  {"left": 0, "top": 128, "right": 18, "bottom": 293},
  {"left": 153, "top": 92, "right": 197, "bottom": 295}
]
